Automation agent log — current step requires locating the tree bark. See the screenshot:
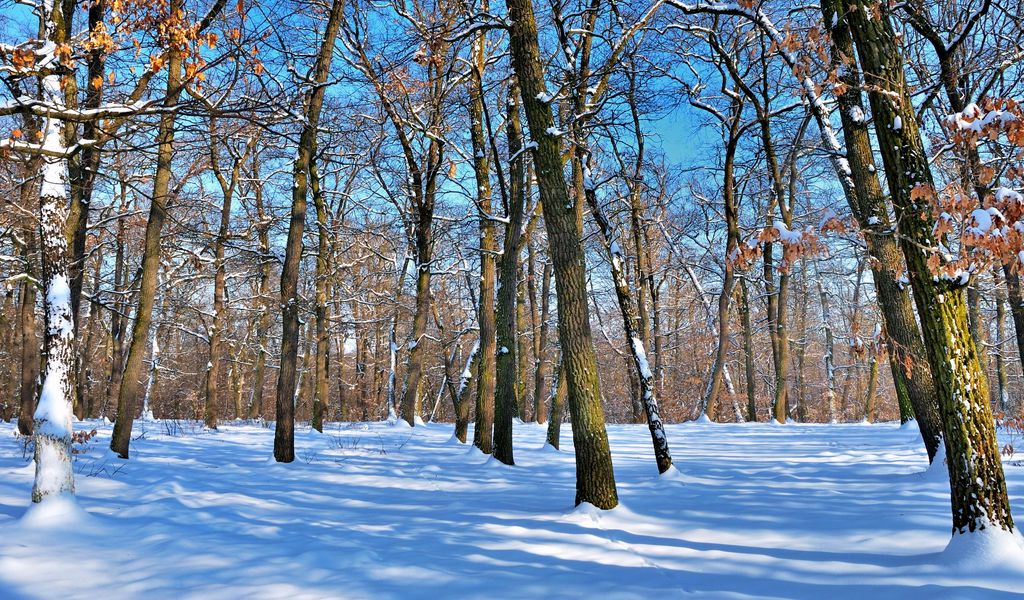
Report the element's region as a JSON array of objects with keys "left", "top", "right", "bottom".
[
  {"left": 273, "top": 0, "right": 345, "bottom": 461},
  {"left": 493, "top": 84, "right": 528, "bottom": 465},
  {"left": 845, "top": 0, "right": 1013, "bottom": 534},
  {"left": 111, "top": 9, "right": 184, "bottom": 458},
  {"left": 470, "top": 30, "right": 497, "bottom": 452},
  {"left": 821, "top": 0, "right": 942, "bottom": 458},
  {"left": 506, "top": 0, "right": 618, "bottom": 507}
]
